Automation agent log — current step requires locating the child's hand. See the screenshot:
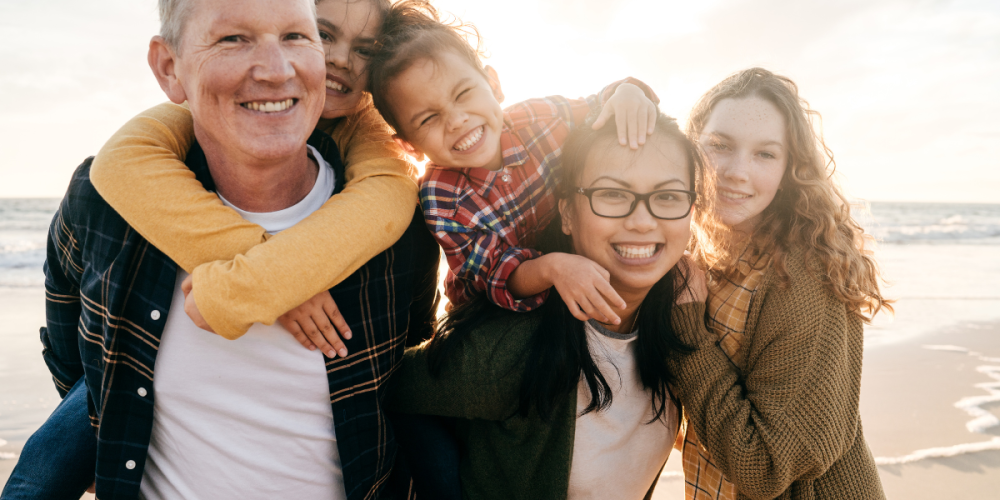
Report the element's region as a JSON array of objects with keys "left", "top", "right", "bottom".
[
  {"left": 591, "top": 83, "right": 658, "bottom": 150},
  {"left": 546, "top": 253, "right": 627, "bottom": 324},
  {"left": 278, "top": 291, "right": 352, "bottom": 359},
  {"left": 181, "top": 275, "right": 215, "bottom": 333}
]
